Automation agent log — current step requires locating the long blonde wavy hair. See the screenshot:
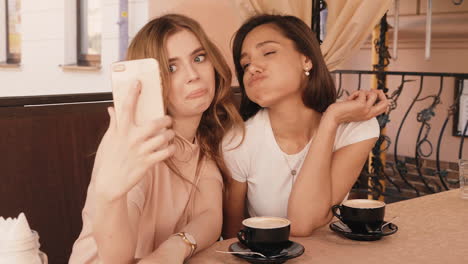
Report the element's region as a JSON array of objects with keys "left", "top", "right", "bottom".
[{"left": 126, "top": 14, "right": 243, "bottom": 185}]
